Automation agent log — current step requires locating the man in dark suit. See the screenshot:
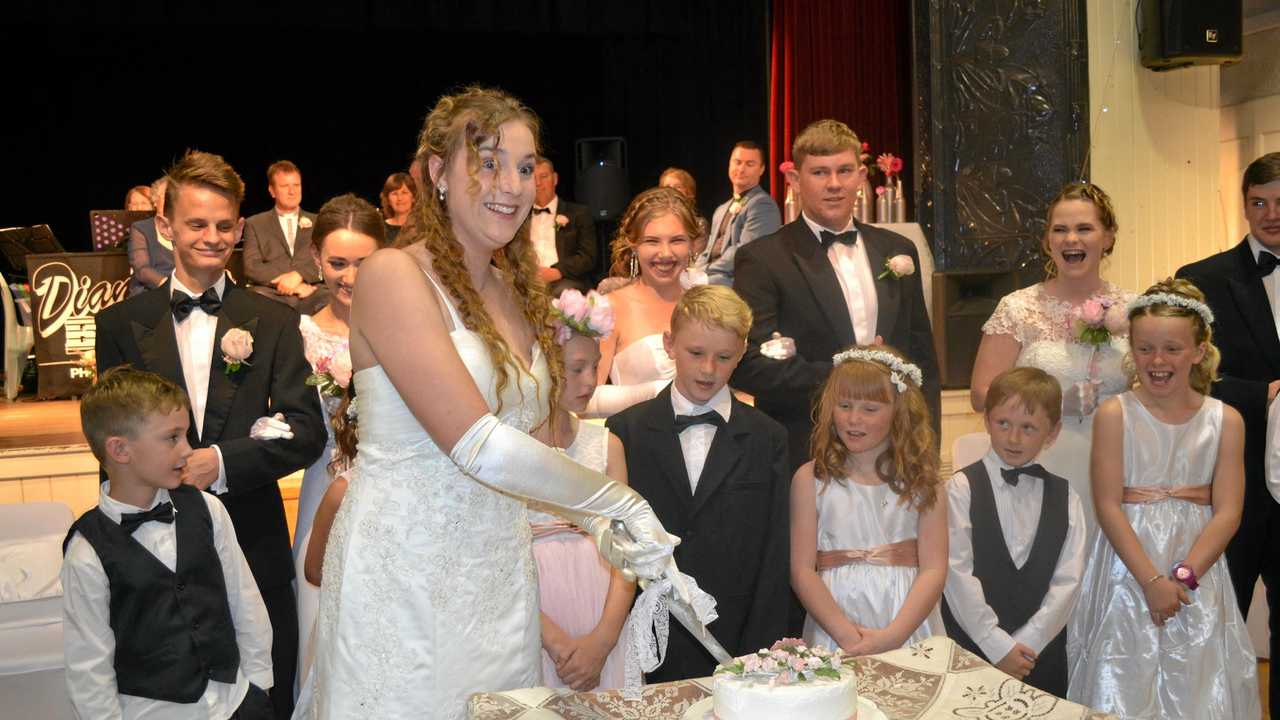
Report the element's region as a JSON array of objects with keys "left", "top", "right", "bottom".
[
  {"left": 606, "top": 285, "right": 790, "bottom": 682},
  {"left": 531, "top": 157, "right": 597, "bottom": 294},
  {"left": 1176, "top": 151, "right": 1280, "bottom": 711},
  {"left": 733, "top": 119, "right": 939, "bottom": 471},
  {"left": 96, "top": 150, "right": 327, "bottom": 719},
  {"left": 242, "top": 160, "right": 325, "bottom": 313},
  {"left": 696, "top": 141, "right": 782, "bottom": 287}
]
